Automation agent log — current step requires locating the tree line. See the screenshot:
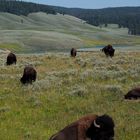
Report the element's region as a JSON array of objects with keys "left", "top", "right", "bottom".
[
  {"left": 52, "top": 6, "right": 140, "bottom": 35},
  {"left": 0, "top": 0, "right": 140, "bottom": 35},
  {"left": 0, "top": 0, "right": 56, "bottom": 16}
]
